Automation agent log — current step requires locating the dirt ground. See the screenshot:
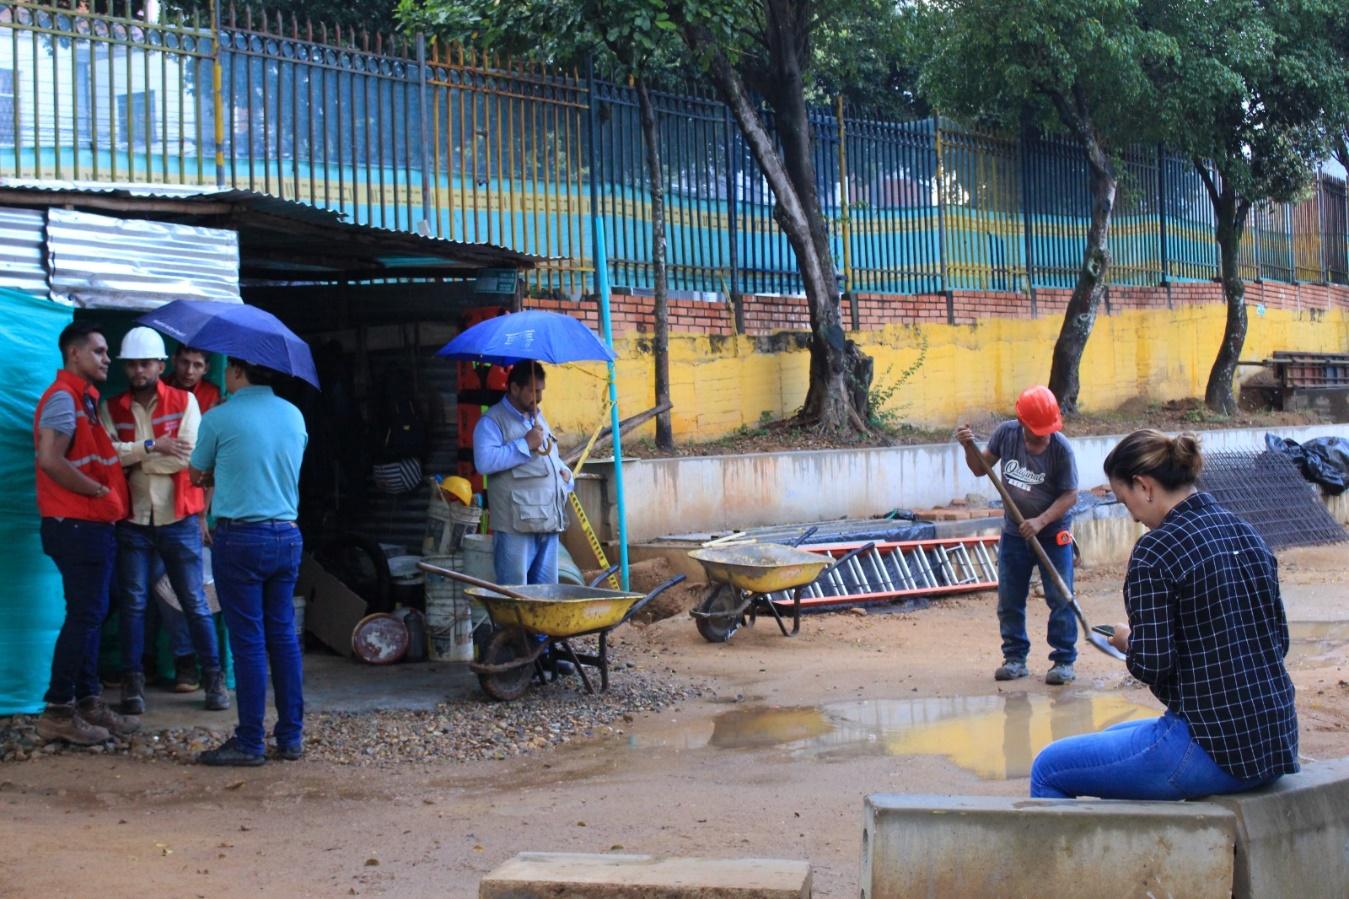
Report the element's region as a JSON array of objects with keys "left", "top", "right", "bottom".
[
  {"left": 3, "top": 547, "right": 1347, "bottom": 898},
  {"left": 621, "top": 396, "right": 1331, "bottom": 459}
]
